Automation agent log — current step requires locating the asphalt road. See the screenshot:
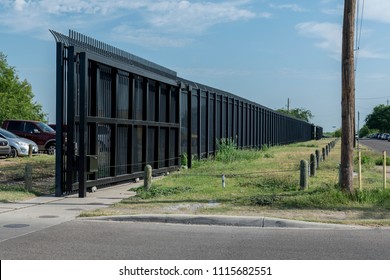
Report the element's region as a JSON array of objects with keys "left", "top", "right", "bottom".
[
  {"left": 360, "top": 138, "right": 390, "bottom": 154},
  {"left": 1, "top": 220, "right": 389, "bottom": 260}
]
